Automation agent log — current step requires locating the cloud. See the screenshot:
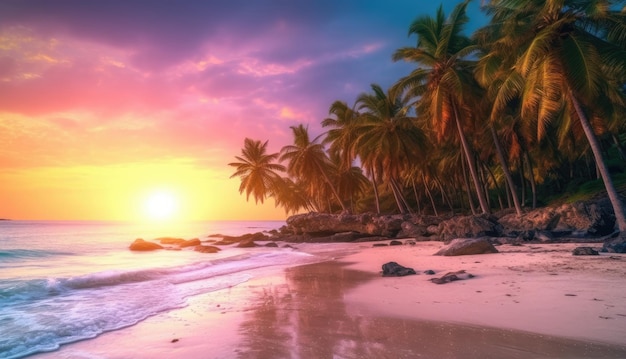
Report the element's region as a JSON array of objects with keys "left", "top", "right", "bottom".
[{"left": 0, "top": 0, "right": 488, "bottom": 170}]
